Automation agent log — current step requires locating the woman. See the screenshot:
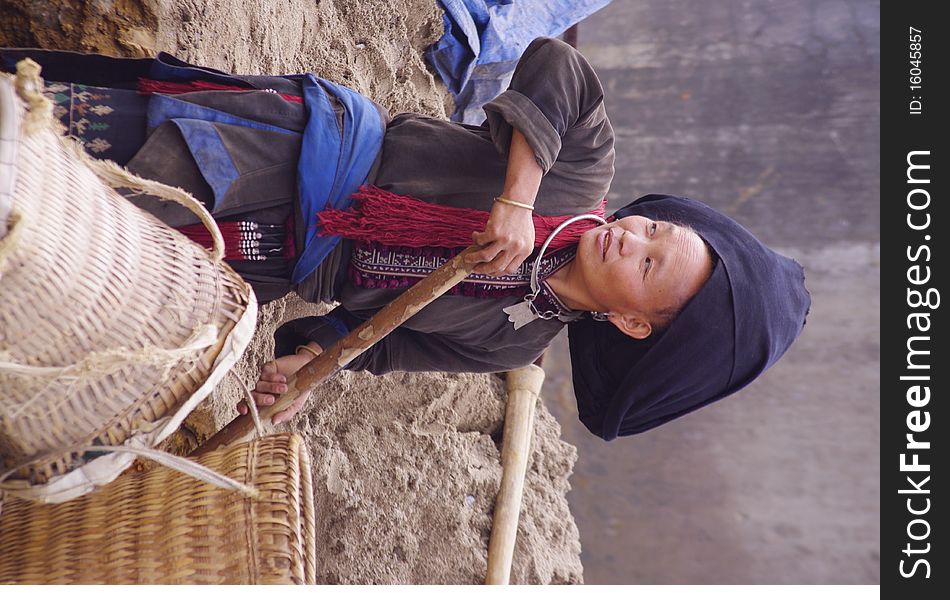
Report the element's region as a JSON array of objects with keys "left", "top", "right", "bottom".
[{"left": 1, "top": 38, "right": 809, "bottom": 440}]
